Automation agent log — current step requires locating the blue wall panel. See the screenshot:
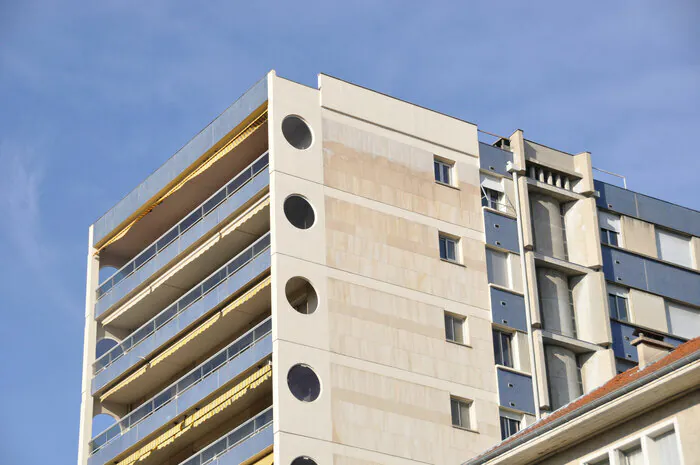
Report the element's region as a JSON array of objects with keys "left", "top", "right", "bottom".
[
  {"left": 490, "top": 287, "right": 528, "bottom": 333},
  {"left": 601, "top": 246, "right": 648, "bottom": 290},
  {"left": 483, "top": 211, "right": 519, "bottom": 253},
  {"left": 610, "top": 320, "right": 638, "bottom": 363},
  {"left": 595, "top": 180, "right": 700, "bottom": 237},
  {"left": 479, "top": 143, "right": 513, "bottom": 177},
  {"left": 497, "top": 368, "right": 535, "bottom": 415}
]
